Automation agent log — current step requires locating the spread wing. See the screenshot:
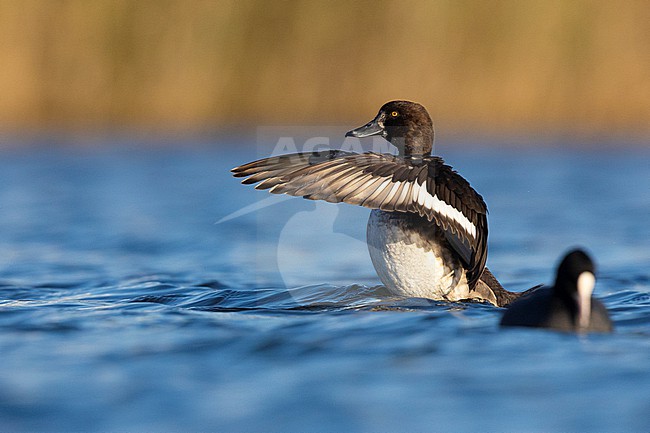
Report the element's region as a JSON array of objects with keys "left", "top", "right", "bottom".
[{"left": 232, "top": 151, "right": 488, "bottom": 289}]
